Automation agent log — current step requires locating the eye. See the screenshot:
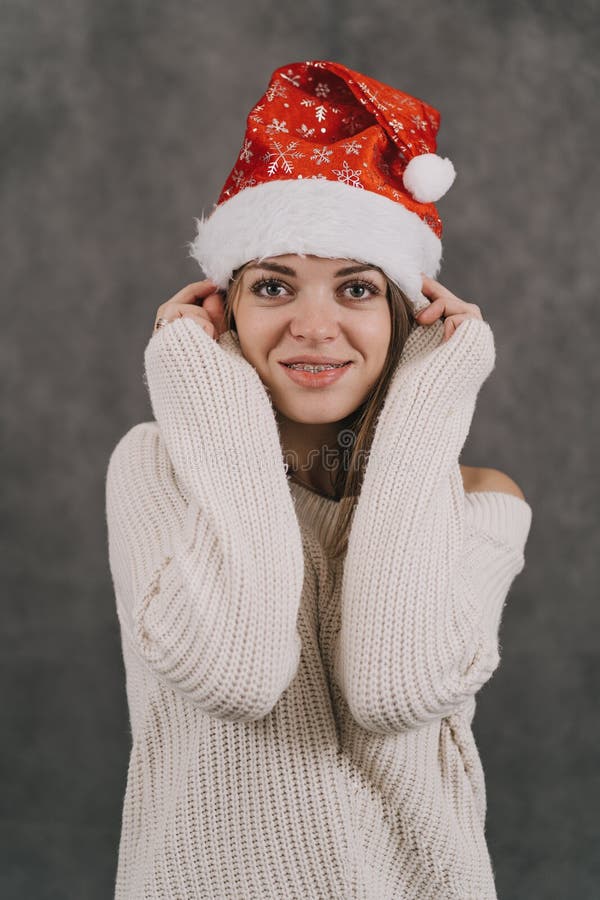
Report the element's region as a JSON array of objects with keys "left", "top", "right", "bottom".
[
  {"left": 248, "top": 276, "right": 382, "bottom": 302},
  {"left": 343, "top": 279, "right": 381, "bottom": 301},
  {"left": 249, "top": 277, "right": 288, "bottom": 299}
]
